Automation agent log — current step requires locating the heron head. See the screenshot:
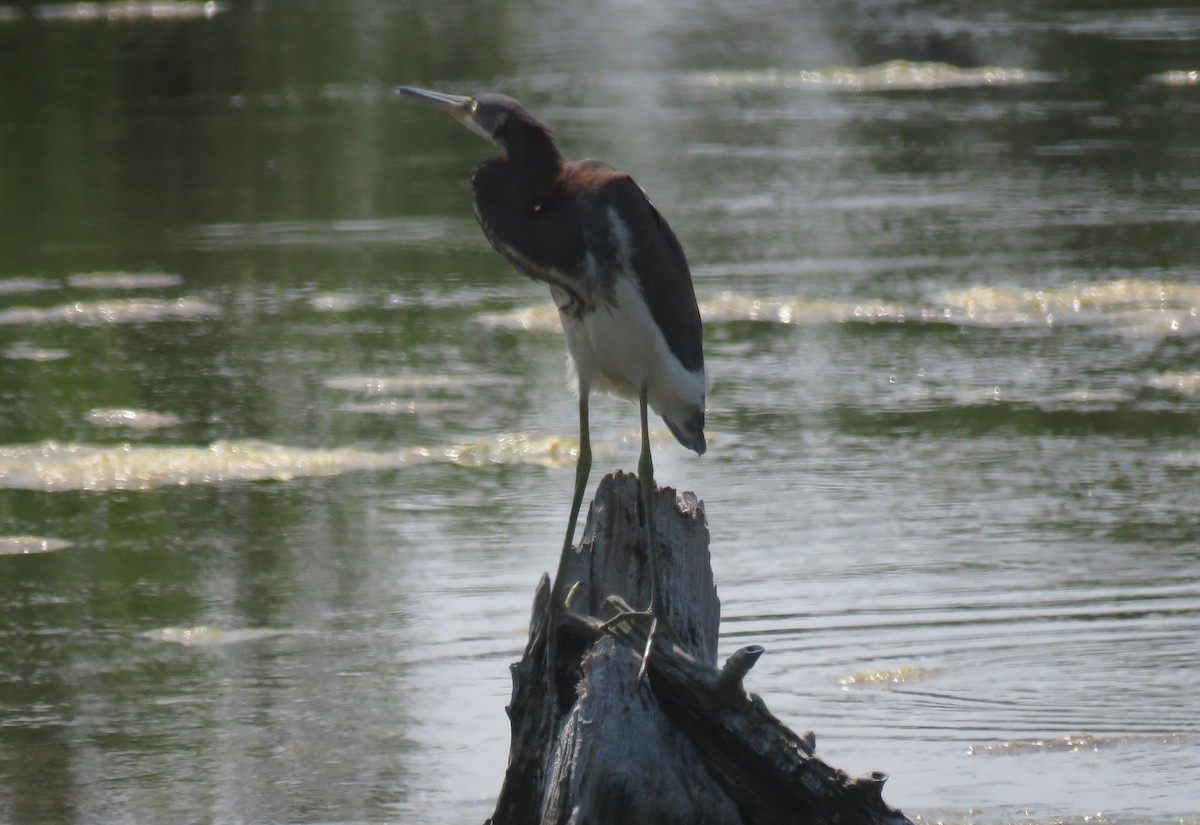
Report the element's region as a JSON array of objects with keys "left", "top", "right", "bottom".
[{"left": 396, "top": 86, "right": 546, "bottom": 150}]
